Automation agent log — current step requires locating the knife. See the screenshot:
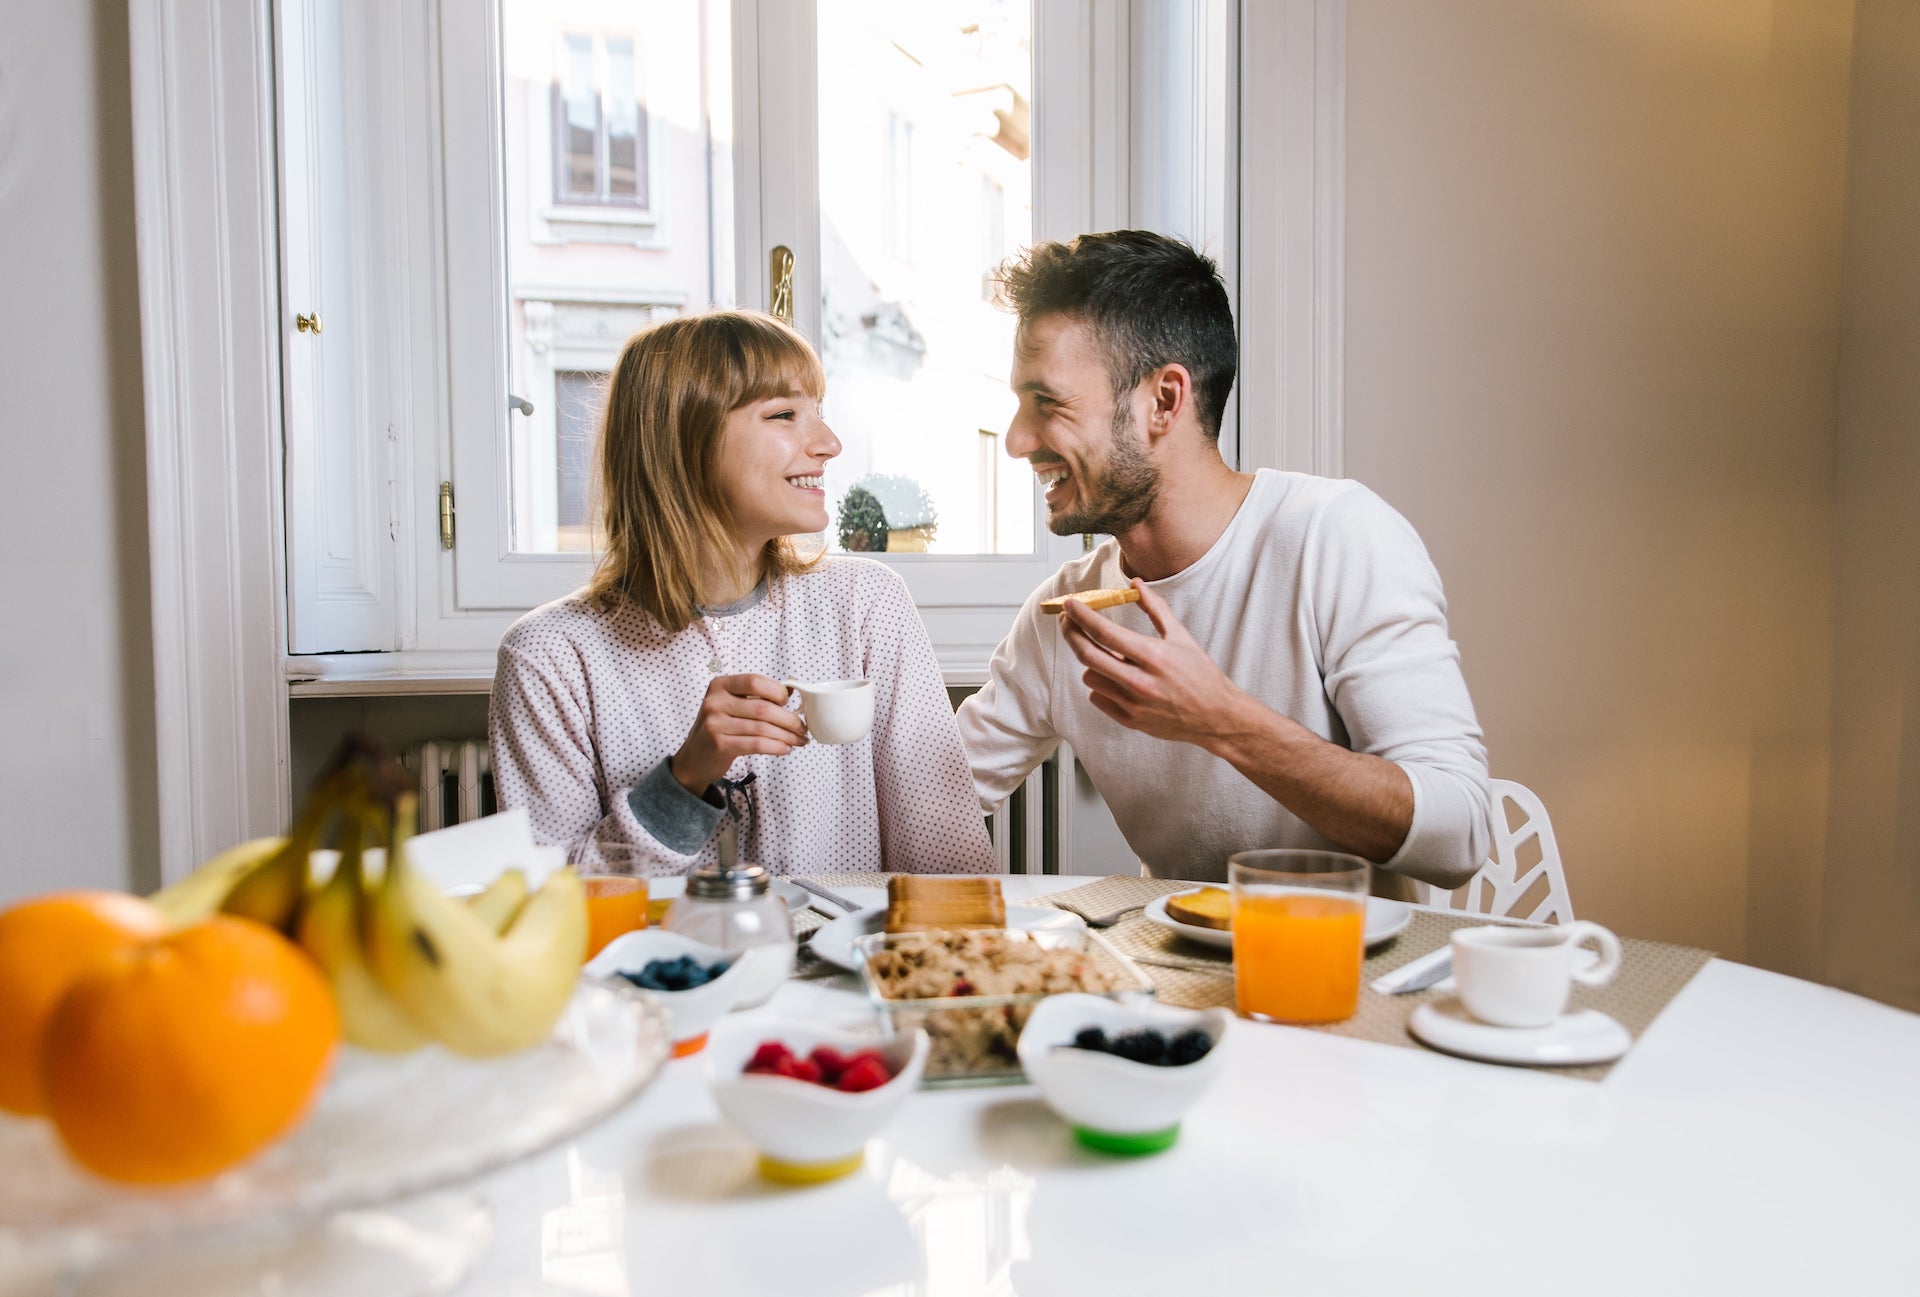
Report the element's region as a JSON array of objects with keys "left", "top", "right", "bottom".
[
  {"left": 791, "top": 877, "right": 864, "bottom": 916},
  {"left": 1371, "top": 946, "right": 1452, "bottom": 995}
]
